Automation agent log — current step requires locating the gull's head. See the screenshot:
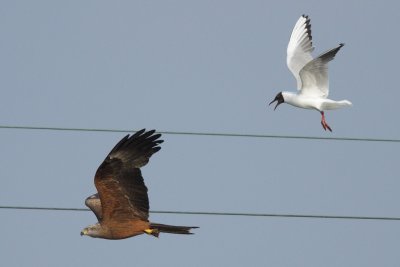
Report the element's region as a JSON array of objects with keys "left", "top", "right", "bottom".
[{"left": 269, "top": 92, "right": 285, "bottom": 110}]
